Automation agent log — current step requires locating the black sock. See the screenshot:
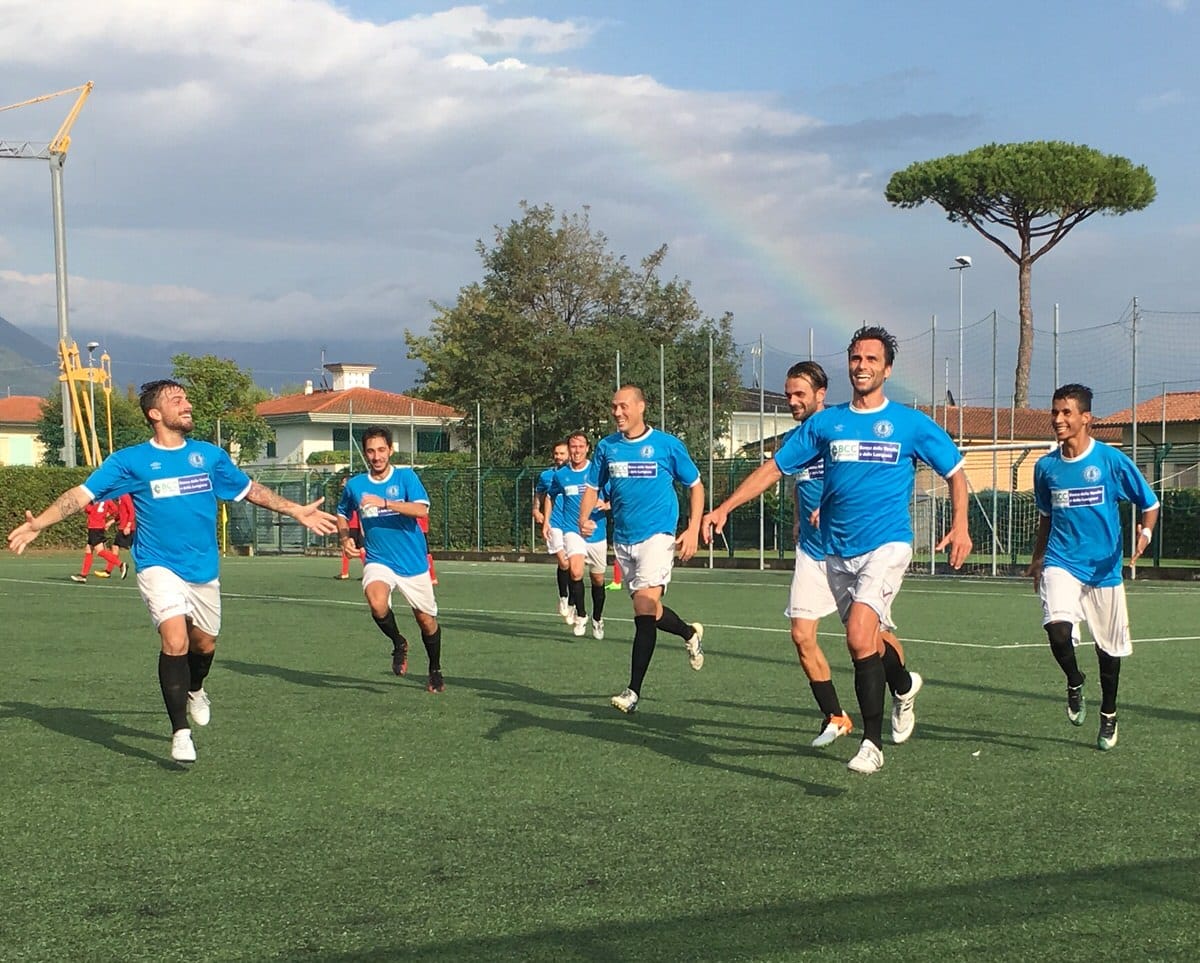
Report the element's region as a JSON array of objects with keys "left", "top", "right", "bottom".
[
  {"left": 556, "top": 566, "right": 569, "bottom": 601},
  {"left": 158, "top": 652, "right": 190, "bottom": 732},
  {"left": 422, "top": 626, "right": 442, "bottom": 672},
  {"left": 569, "top": 577, "right": 586, "bottom": 618},
  {"left": 372, "top": 610, "right": 407, "bottom": 651},
  {"left": 809, "top": 679, "right": 843, "bottom": 719},
  {"left": 1096, "top": 646, "right": 1121, "bottom": 715},
  {"left": 656, "top": 605, "right": 692, "bottom": 640},
  {"left": 630, "top": 615, "right": 657, "bottom": 694},
  {"left": 591, "top": 584, "right": 606, "bottom": 621},
  {"left": 852, "top": 654, "right": 886, "bottom": 748},
  {"left": 1047, "top": 622, "right": 1084, "bottom": 688},
  {"left": 187, "top": 649, "right": 215, "bottom": 693},
  {"left": 880, "top": 639, "right": 912, "bottom": 697}
]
